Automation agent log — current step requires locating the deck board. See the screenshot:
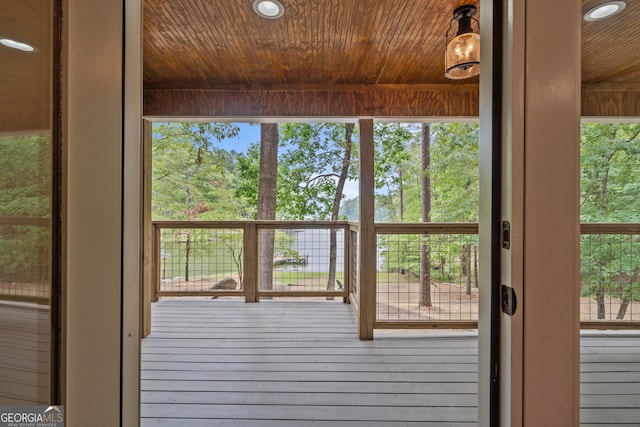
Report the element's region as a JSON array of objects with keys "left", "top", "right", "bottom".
[
  {"left": 0, "top": 301, "right": 50, "bottom": 404},
  {"left": 142, "top": 300, "right": 640, "bottom": 426}
]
